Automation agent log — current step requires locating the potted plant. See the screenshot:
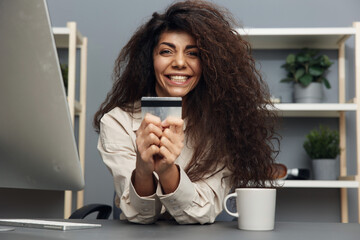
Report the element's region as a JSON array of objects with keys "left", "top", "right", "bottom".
[
  {"left": 280, "top": 48, "right": 333, "bottom": 103},
  {"left": 303, "top": 125, "right": 340, "bottom": 180}
]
